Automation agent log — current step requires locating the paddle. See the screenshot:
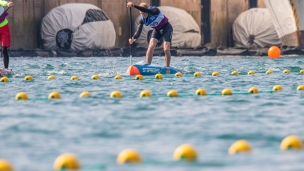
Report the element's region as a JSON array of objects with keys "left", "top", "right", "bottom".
[{"left": 129, "top": 5, "right": 133, "bottom": 65}]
